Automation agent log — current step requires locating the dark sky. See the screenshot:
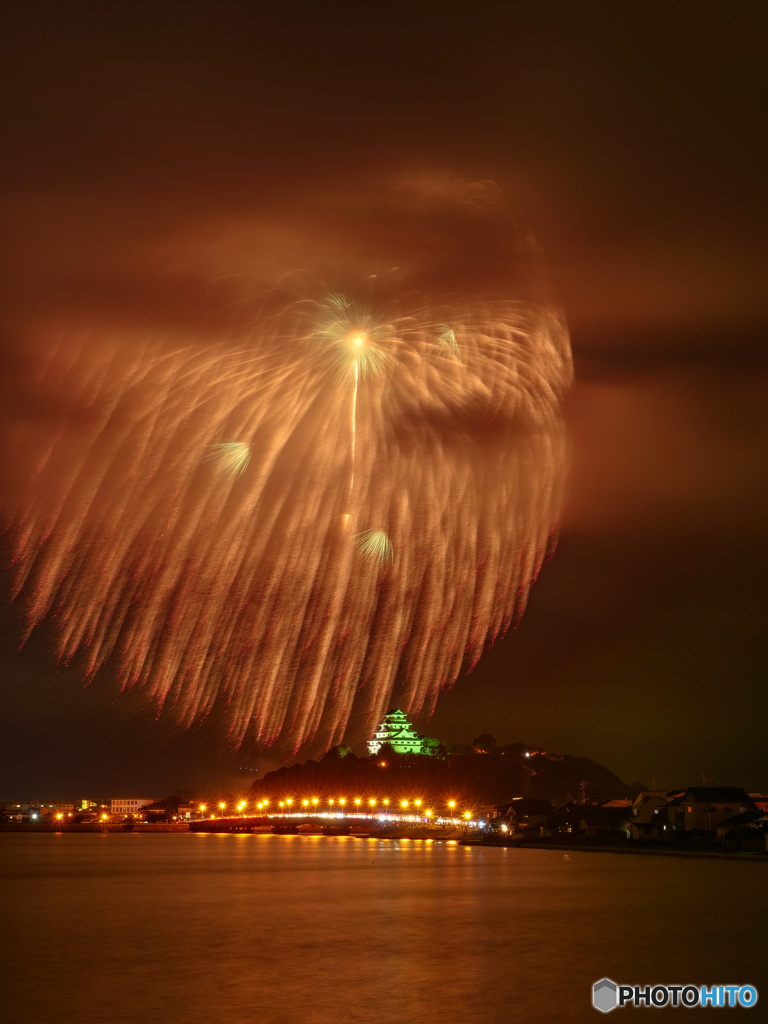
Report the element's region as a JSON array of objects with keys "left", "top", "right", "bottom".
[{"left": 2, "top": 4, "right": 767, "bottom": 799}]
